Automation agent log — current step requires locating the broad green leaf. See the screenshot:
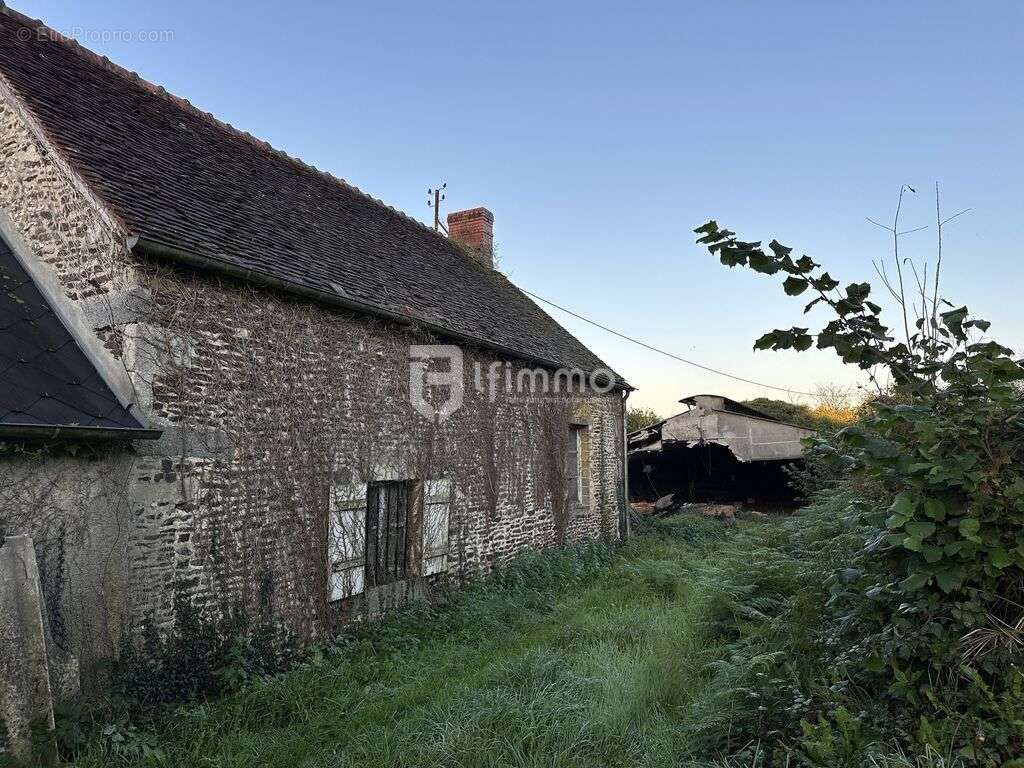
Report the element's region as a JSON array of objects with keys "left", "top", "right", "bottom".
[
  {"left": 794, "top": 255, "right": 817, "bottom": 271},
  {"left": 719, "top": 249, "right": 747, "bottom": 268},
  {"left": 754, "top": 331, "right": 781, "bottom": 351},
  {"left": 835, "top": 298, "right": 859, "bottom": 316},
  {"left": 863, "top": 436, "right": 899, "bottom": 458},
  {"left": 793, "top": 334, "right": 814, "bottom": 351},
  {"left": 865, "top": 656, "right": 885, "bottom": 672},
  {"left": 944, "top": 541, "right": 966, "bottom": 556},
  {"left": 889, "top": 493, "right": 916, "bottom": 518},
  {"left": 940, "top": 306, "right": 969, "bottom": 340},
  {"left": 804, "top": 296, "right": 824, "bottom": 314},
  {"left": 905, "top": 521, "right": 936, "bottom": 540},
  {"left": 846, "top": 282, "right": 871, "bottom": 302},
  {"left": 958, "top": 518, "right": 981, "bottom": 542},
  {"left": 886, "top": 494, "right": 915, "bottom": 528},
  {"left": 935, "top": 569, "right": 962, "bottom": 593},
  {"left": 748, "top": 250, "right": 780, "bottom": 274},
  {"left": 783, "top": 276, "right": 809, "bottom": 296},
  {"left": 991, "top": 548, "right": 1013, "bottom": 569},
  {"left": 900, "top": 572, "right": 930, "bottom": 591},
  {"left": 817, "top": 330, "right": 839, "bottom": 349},
  {"left": 809, "top": 272, "right": 839, "bottom": 292},
  {"left": 768, "top": 239, "right": 792, "bottom": 258},
  {"left": 886, "top": 513, "right": 909, "bottom": 529},
  {"left": 922, "top": 498, "right": 946, "bottom": 521}
]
